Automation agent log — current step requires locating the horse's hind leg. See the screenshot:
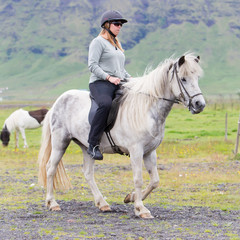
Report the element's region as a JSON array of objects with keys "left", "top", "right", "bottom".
[
  {"left": 46, "top": 141, "right": 70, "bottom": 211},
  {"left": 82, "top": 148, "right": 111, "bottom": 212}
]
